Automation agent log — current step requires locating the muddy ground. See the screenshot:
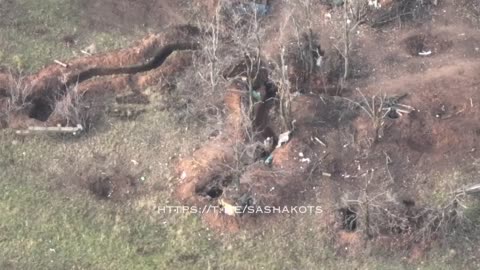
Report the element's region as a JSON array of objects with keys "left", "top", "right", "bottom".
[{"left": 1, "top": 0, "right": 480, "bottom": 269}]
